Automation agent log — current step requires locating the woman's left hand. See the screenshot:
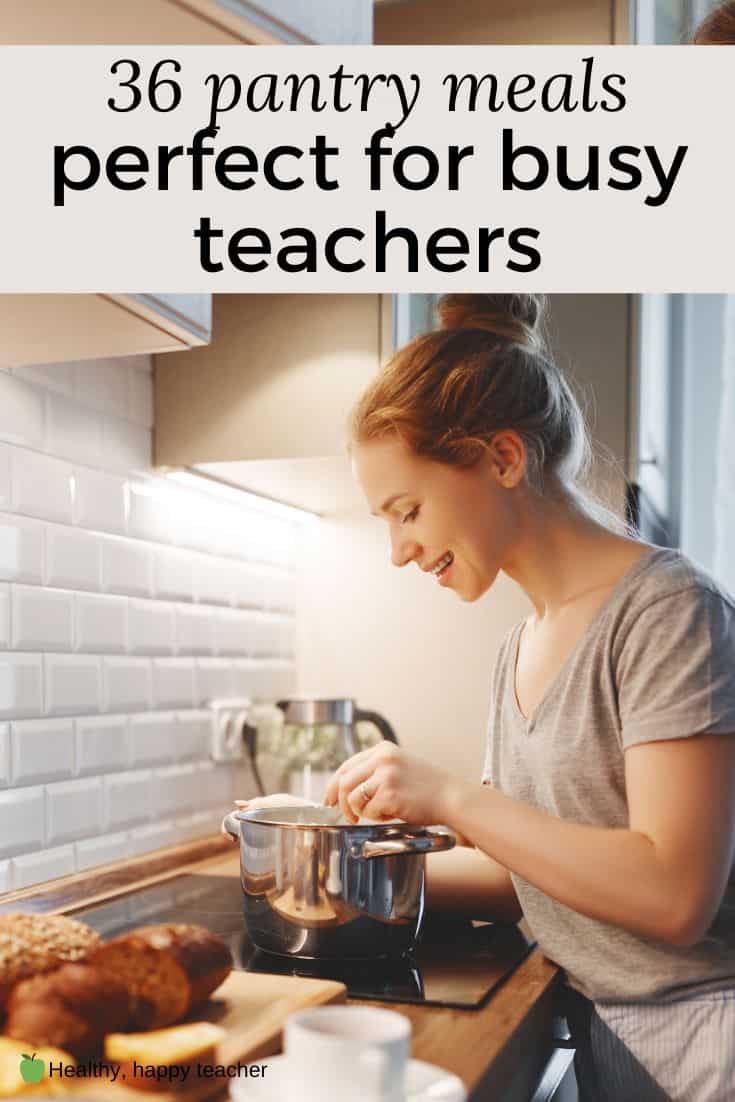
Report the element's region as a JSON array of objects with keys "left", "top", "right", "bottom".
[{"left": 323, "top": 741, "right": 461, "bottom": 825}]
